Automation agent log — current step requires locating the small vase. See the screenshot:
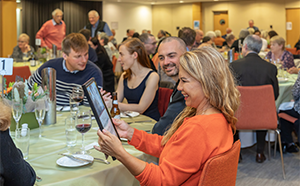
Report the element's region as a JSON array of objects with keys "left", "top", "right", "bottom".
[{"left": 10, "top": 112, "right": 40, "bottom": 131}]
